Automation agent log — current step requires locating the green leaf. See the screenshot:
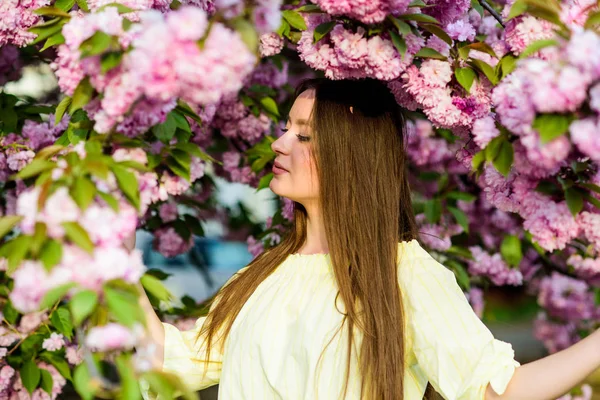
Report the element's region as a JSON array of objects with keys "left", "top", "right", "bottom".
[
  {"left": 62, "top": 222, "right": 94, "bottom": 253},
  {"left": 104, "top": 286, "right": 144, "bottom": 327},
  {"left": 100, "top": 51, "right": 123, "bottom": 74},
  {"left": 70, "top": 290, "right": 98, "bottom": 327},
  {"left": 469, "top": 59, "right": 498, "bottom": 85},
  {"left": 35, "top": 6, "right": 71, "bottom": 17},
  {"left": 0, "top": 106, "right": 18, "bottom": 134},
  {"left": 471, "top": 150, "right": 485, "bottom": 171},
  {"left": 4, "top": 235, "right": 32, "bottom": 274},
  {"left": 295, "top": 4, "right": 321, "bottom": 12},
  {"left": 565, "top": 187, "right": 585, "bottom": 217},
  {"left": 409, "top": 0, "right": 427, "bottom": 6},
  {"left": 389, "top": 16, "right": 412, "bottom": 35},
  {"left": 471, "top": 0, "right": 484, "bottom": 16},
  {"left": 20, "top": 360, "right": 41, "bottom": 395},
  {"left": 396, "top": 13, "right": 439, "bottom": 24},
  {"left": 519, "top": 39, "right": 559, "bottom": 59},
  {"left": 424, "top": 198, "right": 442, "bottom": 224},
  {"left": 79, "top": 31, "right": 114, "bottom": 58},
  {"left": 70, "top": 177, "right": 96, "bottom": 210},
  {"left": 257, "top": 172, "right": 274, "bottom": 191},
  {"left": 276, "top": 19, "right": 290, "bottom": 38},
  {"left": 584, "top": 10, "right": 600, "bottom": 29},
  {"left": 415, "top": 47, "right": 447, "bottom": 60},
  {"left": 55, "top": 0, "right": 76, "bottom": 11},
  {"left": 230, "top": 18, "right": 259, "bottom": 52},
  {"left": 117, "top": 160, "right": 150, "bottom": 172},
  {"left": 419, "top": 23, "right": 453, "bottom": 45},
  {"left": 446, "top": 259, "right": 471, "bottom": 290},
  {"left": 389, "top": 30, "right": 407, "bottom": 59},
  {"left": 96, "top": 3, "right": 135, "bottom": 13},
  {"left": 496, "top": 54, "right": 517, "bottom": 80},
  {"left": 50, "top": 307, "right": 73, "bottom": 340},
  {"left": 171, "top": 111, "right": 191, "bottom": 133},
  {"left": 69, "top": 78, "right": 94, "bottom": 114},
  {"left": 141, "top": 274, "right": 172, "bottom": 302},
  {"left": 29, "top": 18, "right": 67, "bottom": 45},
  {"left": 171, "top": 149, "right": 192, "bottom": 172},
  {"left": 446, "top": 191, "right": 477, "bottom": 202},
  {"left": 532, "top": 113, "right": 573, "bottom": 143},
  {"left": 580, "top": 183, "right": 600, "bottom": 194},
  {"left": 15, "top": 159, "right": 56, "bottom": 179},
  {"left": 54, "top": 96, "right": 72, "bottom": 126},
  {"left": 75, "top": 0, "right": 90, "bottom": 12},
  {"left": 39, "top": 351, "right": 72, "bottom": 381},
  {"left": 152, "top": 112, "right": 178, "bottom": 143},
  {"left": 166, "top": 156, "right": 191, "bottom": 181},
  {"left": 448, "top": 206, "right": 470, "bottom": 233},
  {"left": 111, "top": 164, "right": 140, "bottom": 210},
  {"left": 174, "top": 142, "right": 216, "bottom": 163},
  {"left": 41, "top": 31, "right": 65, "bottom": 52},
  {"left": 485, "top": 135, "right": 504, "bottom": 162},
  {"left": 493, "top": 140, "right": 514, "bottom": 177},
  {"left": 455, "top": 67, "right": 477, "bottom": 93},
  {"left": 259, "top": 97, "right": 280, "bottom": 117},
  {"left": 500, "top": 235, "right": 523, "bottom": 266},
  {"left": 0, "top": 215, "right": 23, "bottom": 239},
  {"left": 97, "top": 191, "right": 119, "bottom": 212},
  {"left": 39, "top": 240, "right": 63, "bottom": 270},
  {"left": 40, "top": 368, "right": 54, "bottom": 396},
  {"left": 40, "top": 283, "right": 76, "bottom": 309},
  {"left": 464, "top": 42, "right": 498, "bottom": 59},
  {"left": 73, "top": 363, "right": 94, "bottom": 400},
  {"left": 116, "top": 354, "right": 142, "bottom": 400},
  {"left": 282, "top": 10, "right": 307, "bottom": 30},
  {"left": 313, "top": 21, "right": 336, "bottom": 43},
  {"left": 507, "top": 0, "right": 527, "bottom": 19}
]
